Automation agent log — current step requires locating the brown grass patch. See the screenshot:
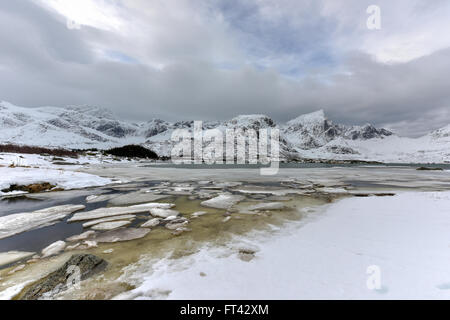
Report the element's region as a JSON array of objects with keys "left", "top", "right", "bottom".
[{"left": 0, "top": 144, "right": 78, "bottom": 158}]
